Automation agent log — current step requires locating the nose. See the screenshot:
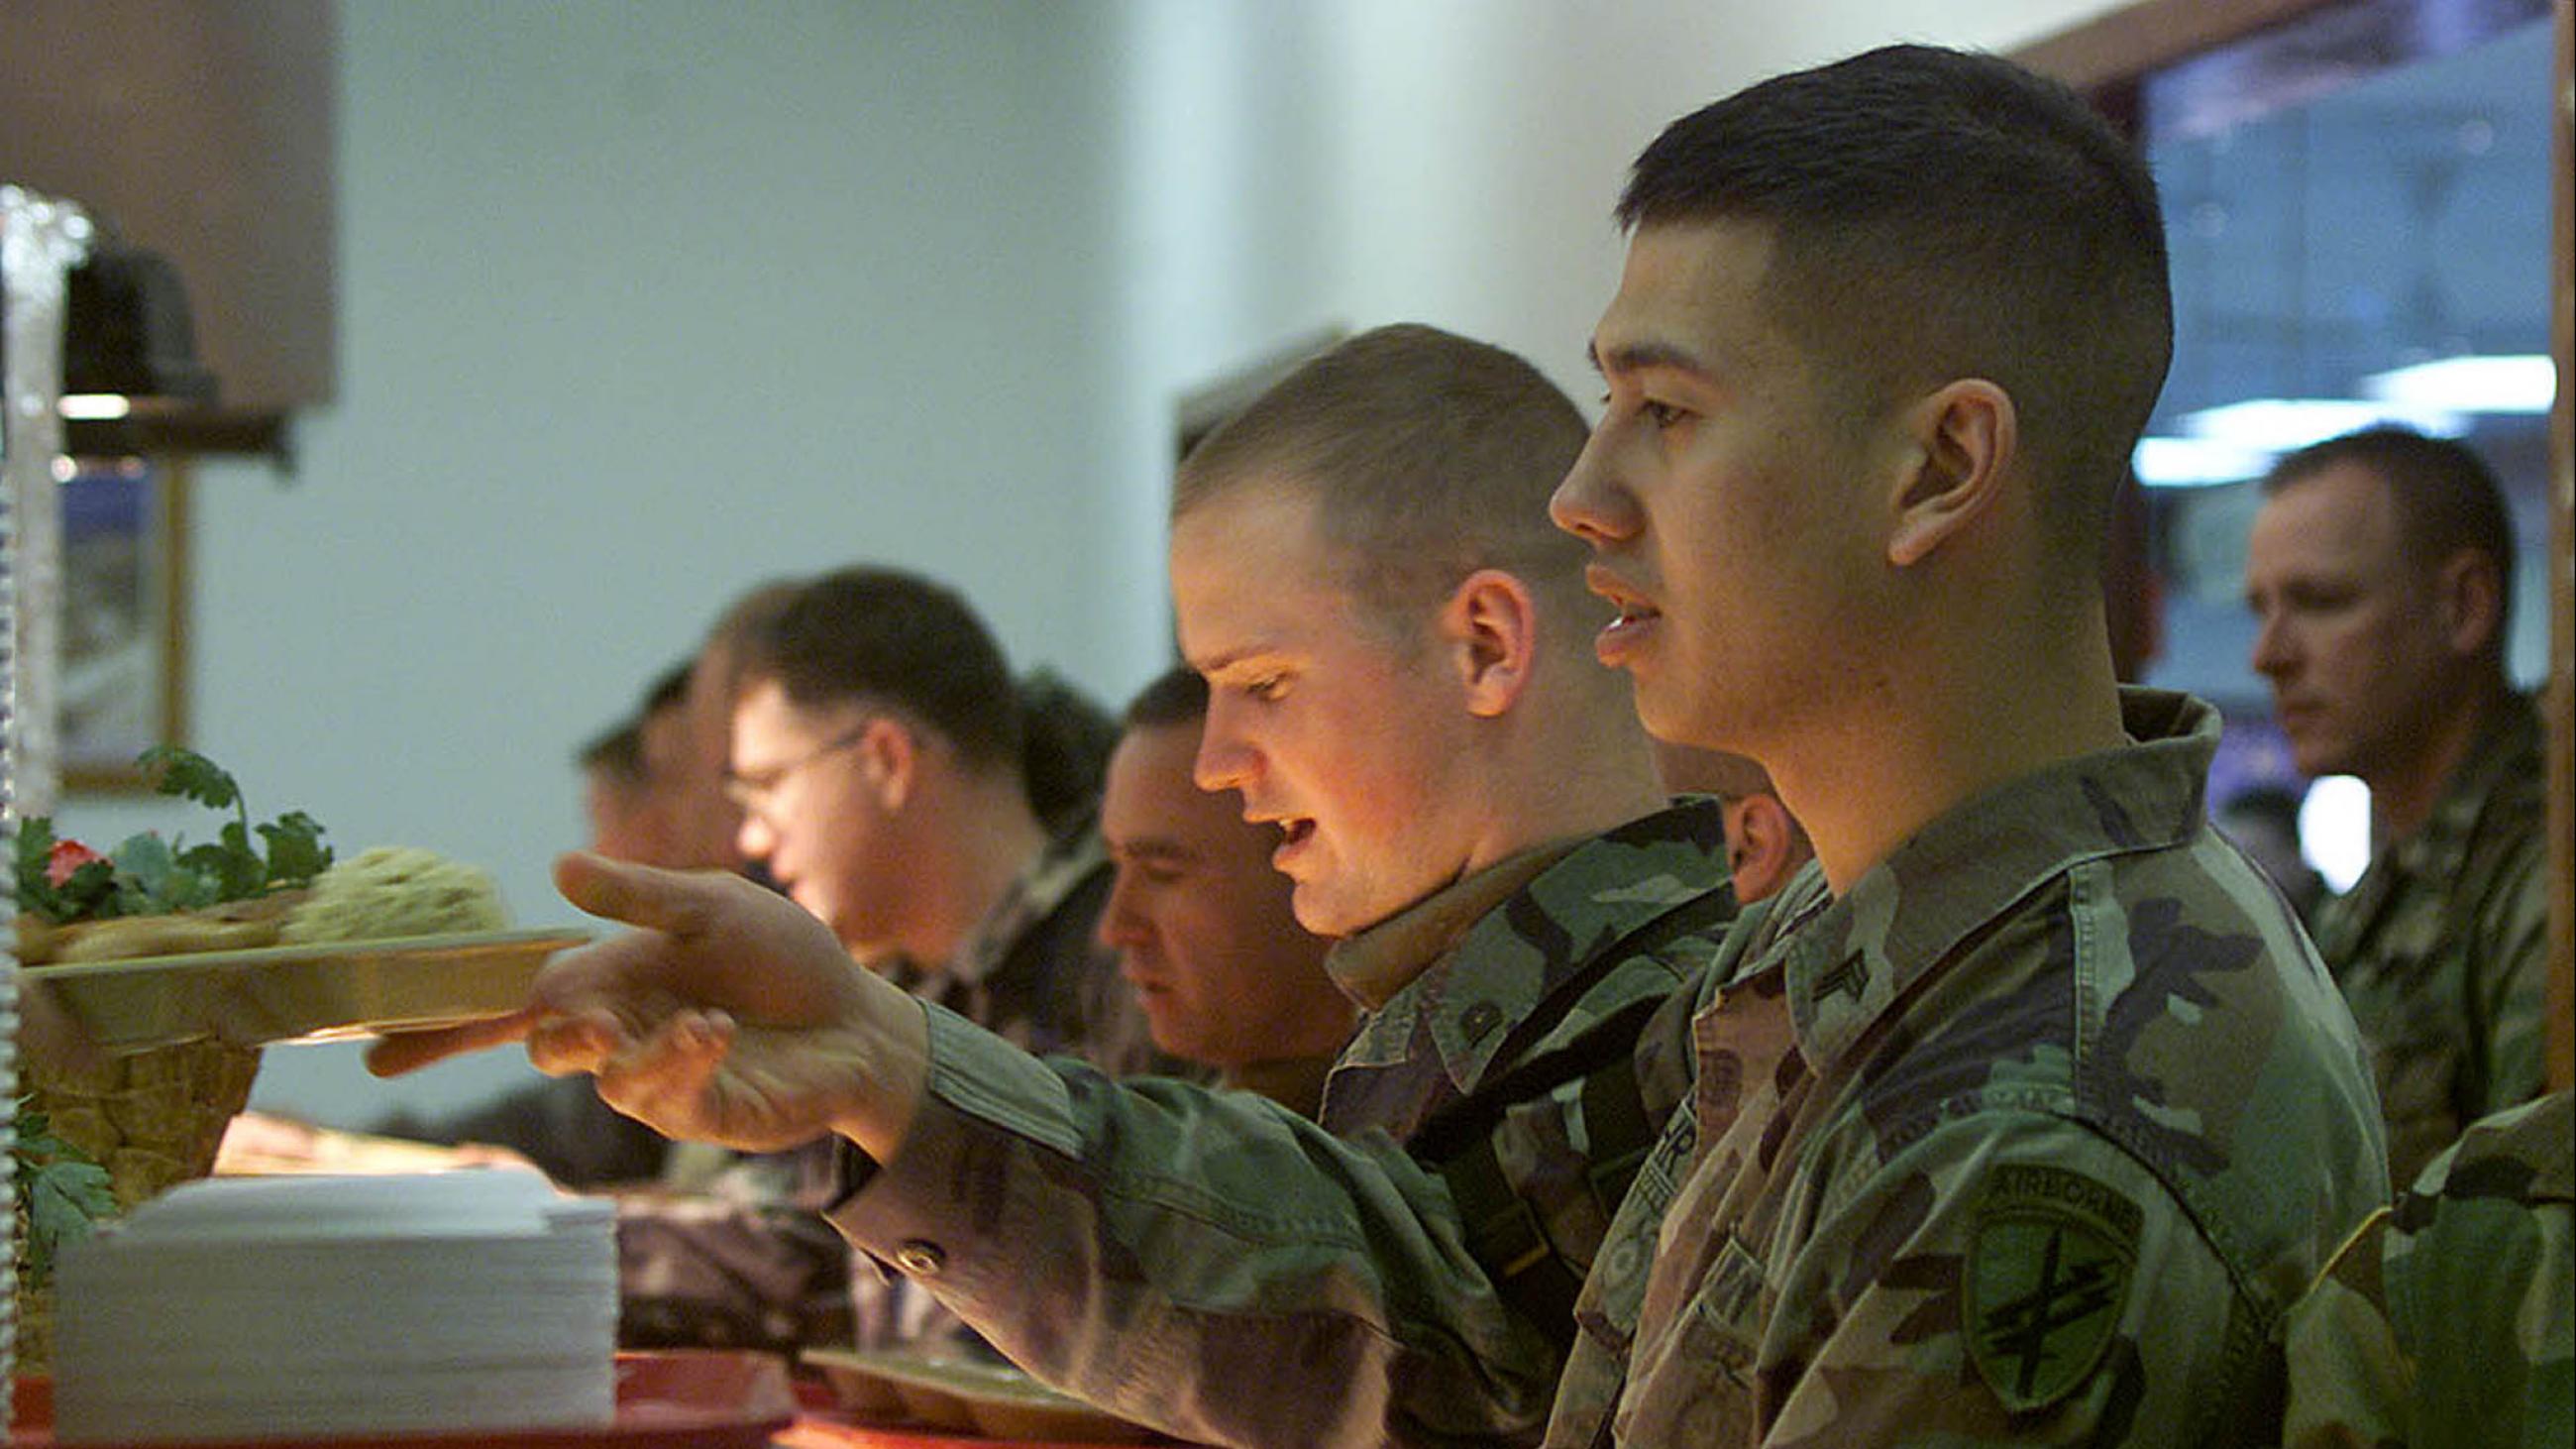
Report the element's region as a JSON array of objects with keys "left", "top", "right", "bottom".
[
  {"left": 1194, "top": 697, "right": 1256, "bottom": 795},
  {"left": 2247, "top": 606, "right": 2296, "bottom": 680},
  {"left": 1097, "top": 869, "right": 1150, "bottom": 953},
  {"left": 735, "top": 809, "right": 776, "bottom": 863},
  {"left": 1550, "top": 420, "right": 1641, "bottom": 546}
]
